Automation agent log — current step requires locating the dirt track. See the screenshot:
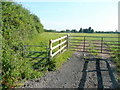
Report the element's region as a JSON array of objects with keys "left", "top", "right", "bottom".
[{"left": 20, "top": 51, "right": 119, "bottom": 88}]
